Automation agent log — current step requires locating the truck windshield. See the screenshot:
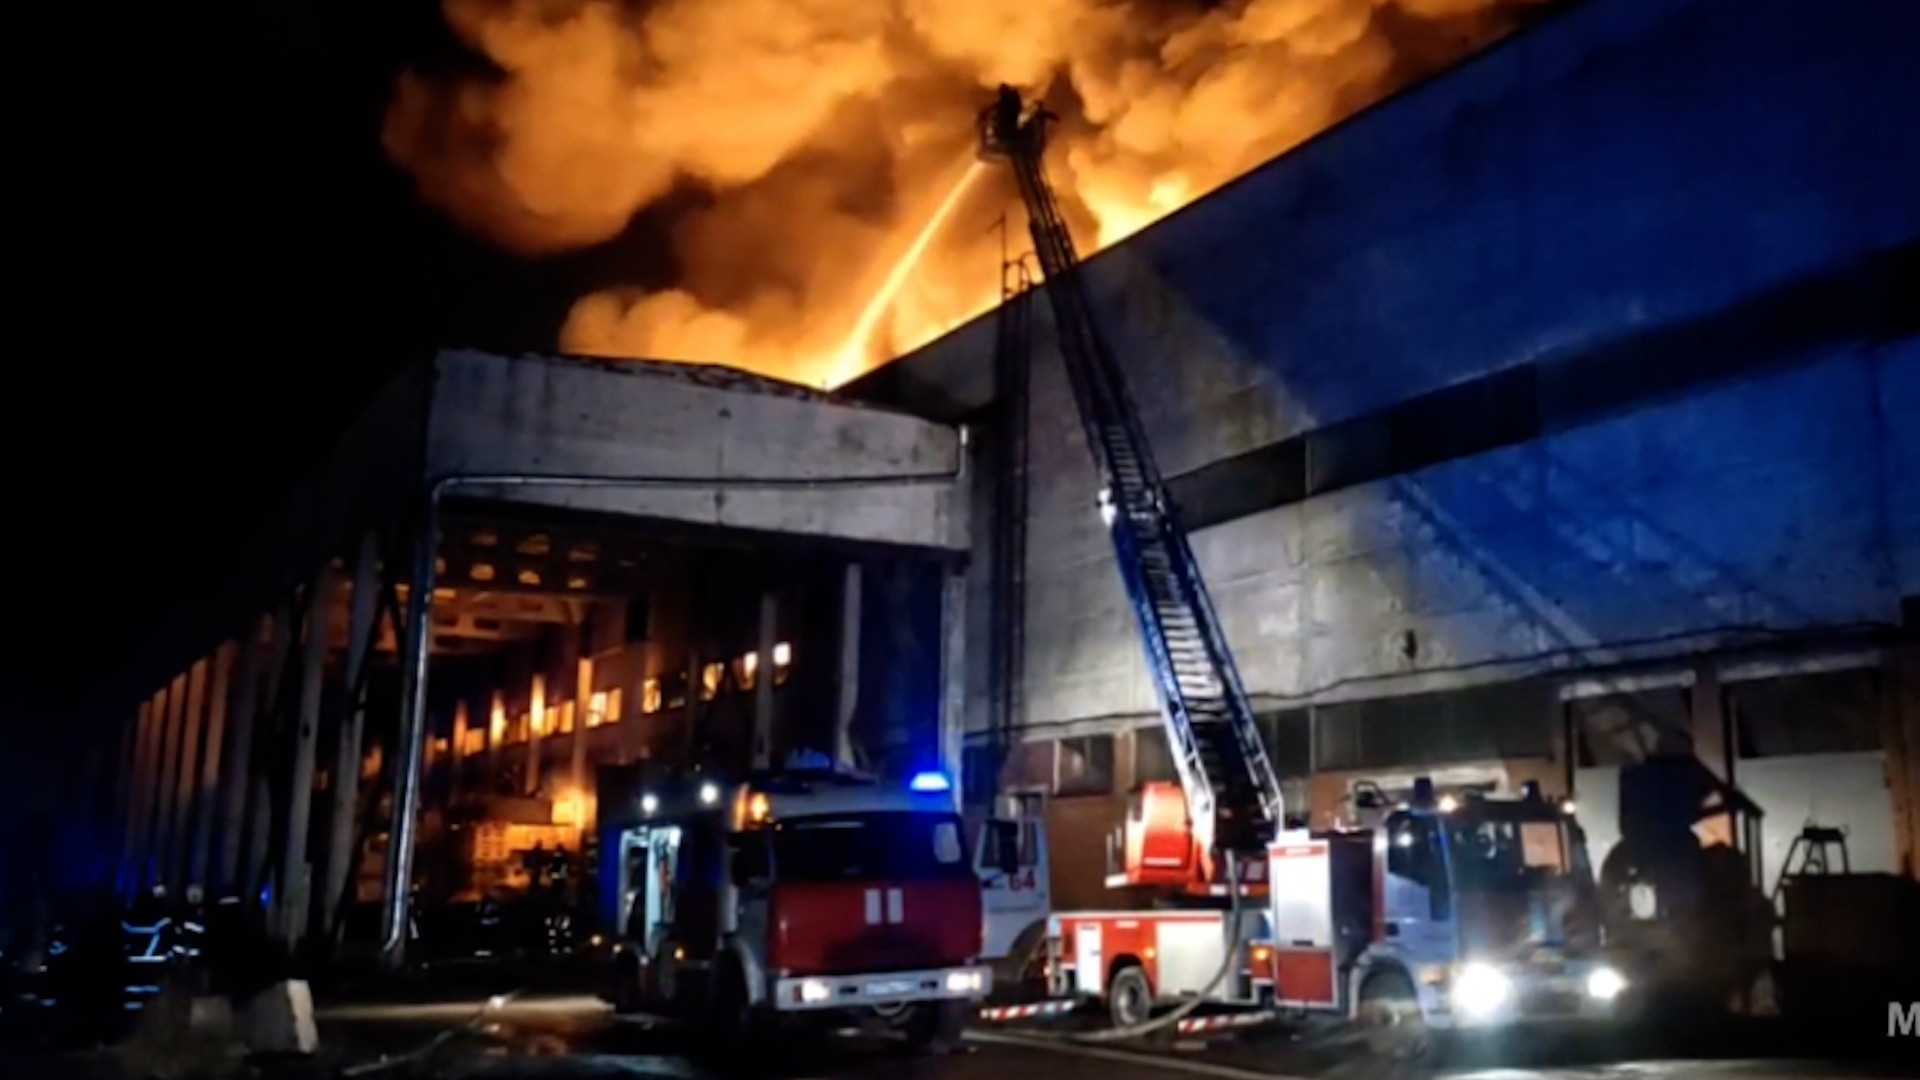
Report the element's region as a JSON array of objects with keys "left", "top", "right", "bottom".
[
  {"left": 770, "top": 811, "right": 971, "bottom": 883},
  {"left": 1447, "top": 817, "right": 1572, "bottom": 887}
]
